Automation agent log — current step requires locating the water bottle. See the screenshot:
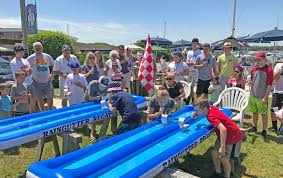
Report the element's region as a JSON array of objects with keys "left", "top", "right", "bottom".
[
  {"left": 178, "top": 117, "right": 185, "bottom": 127},
  {"left": 161, "top": 114, "right": 168, "bottom": 125}
]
